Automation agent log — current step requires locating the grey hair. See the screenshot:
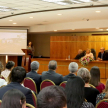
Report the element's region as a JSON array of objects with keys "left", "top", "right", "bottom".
[
  {"left": 68, "top": 62, "right": 78, "bottom": 73},
  {"left": 48, "top": 60, "right": 57, "bottom": 70},
  {"left": 77, "top": 68, "right": 91, "bottom": 83},
  {"left": 31, "top": 61, "right": 39, "bottom": 71}
]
